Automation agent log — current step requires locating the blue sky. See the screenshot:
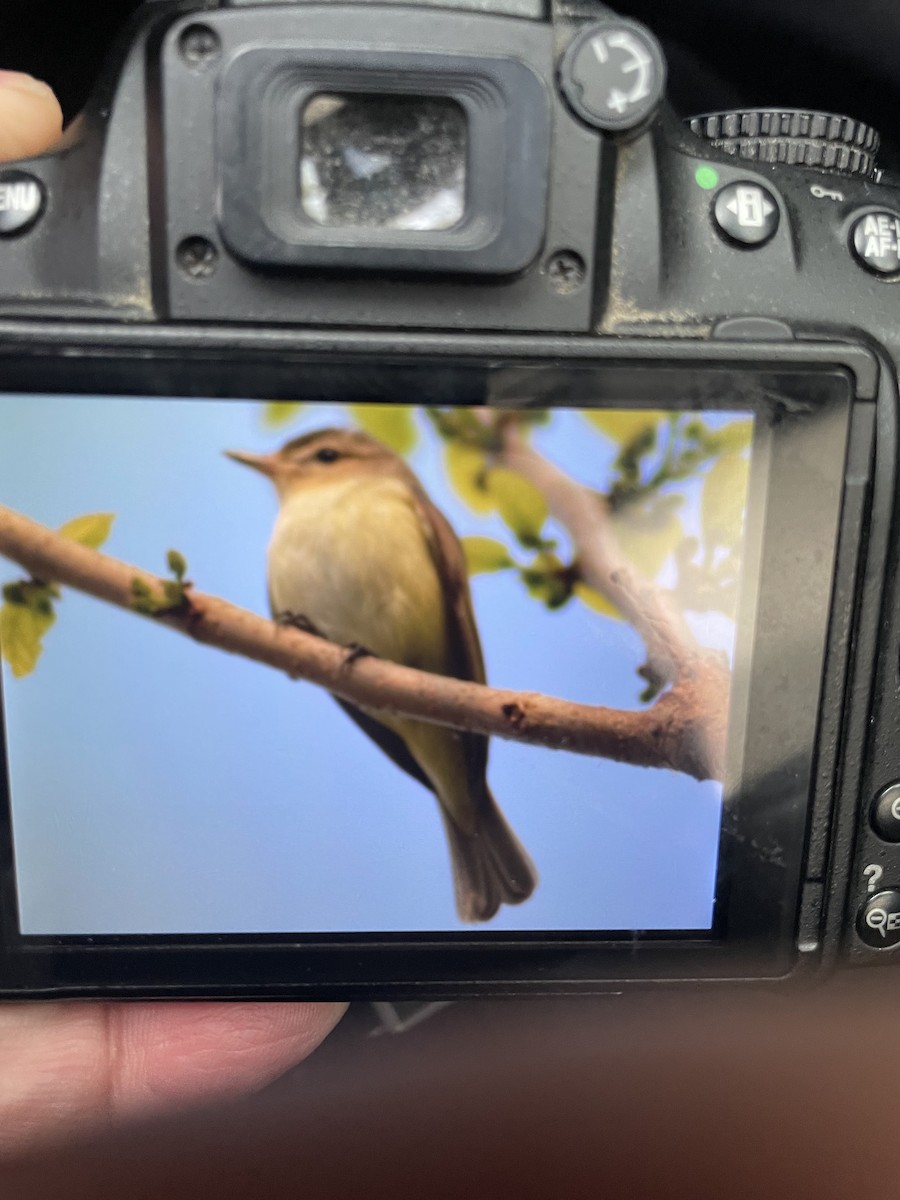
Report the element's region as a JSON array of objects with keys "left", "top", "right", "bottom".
[{"left": 0, "top": 396, "right": 746, "bottom": 935}]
